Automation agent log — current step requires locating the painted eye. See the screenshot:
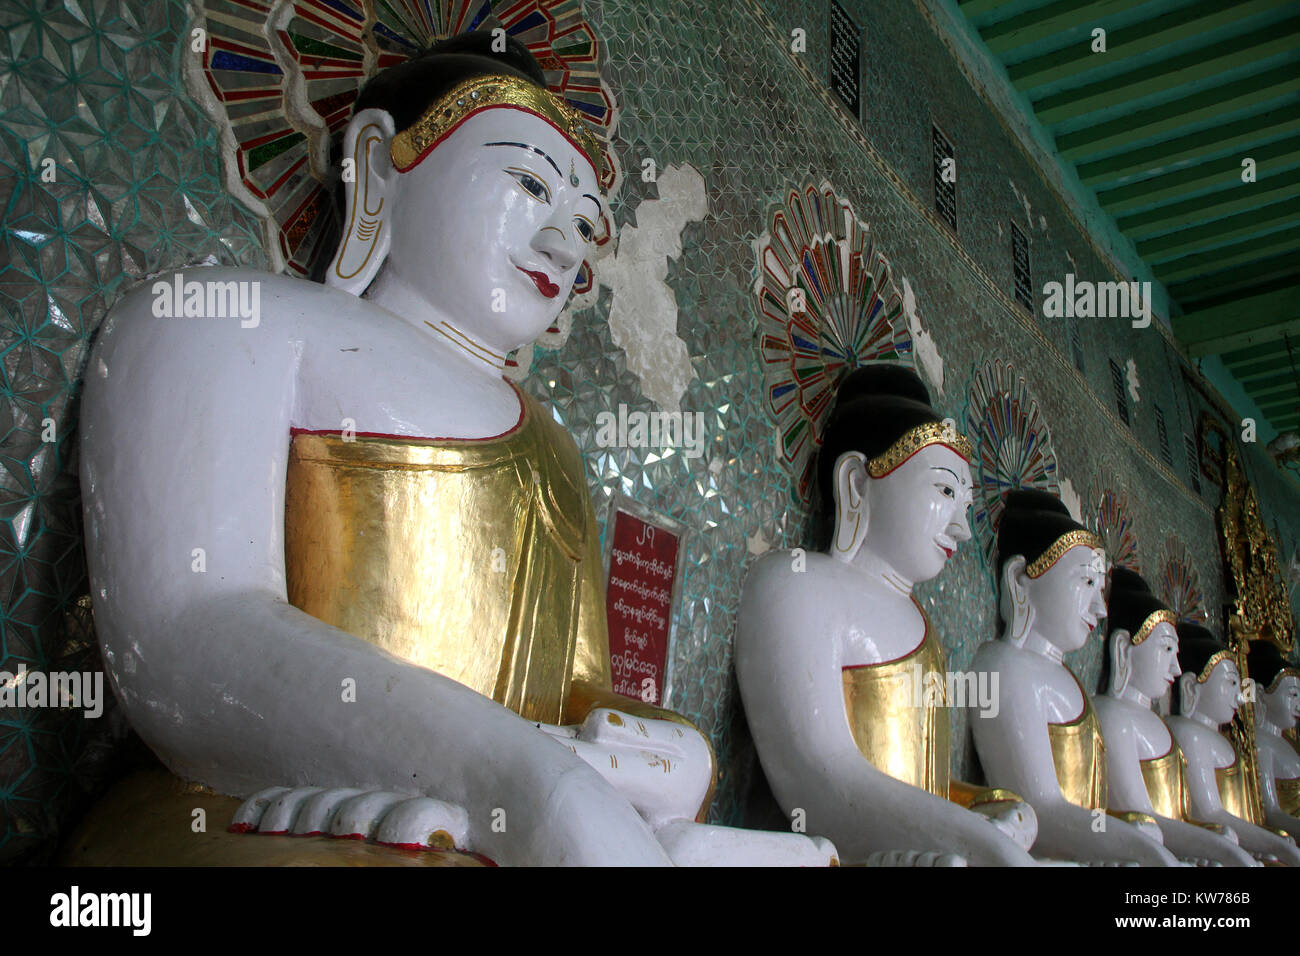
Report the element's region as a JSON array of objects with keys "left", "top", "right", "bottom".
[
  {"left": 575, "top": 217, "right": 595, "bottom": 242},
  {"left": 508, "top": 170, "right": 550, "bottom": 203},
  {"left": 938, "top": 484, "right": 955, "bottom": 498}
]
